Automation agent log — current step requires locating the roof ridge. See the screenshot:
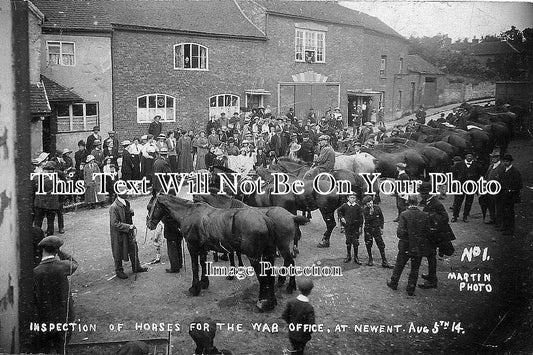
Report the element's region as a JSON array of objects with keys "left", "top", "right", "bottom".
[{"left": 232, "top": 0, "right": 266, "bottom": 36}]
